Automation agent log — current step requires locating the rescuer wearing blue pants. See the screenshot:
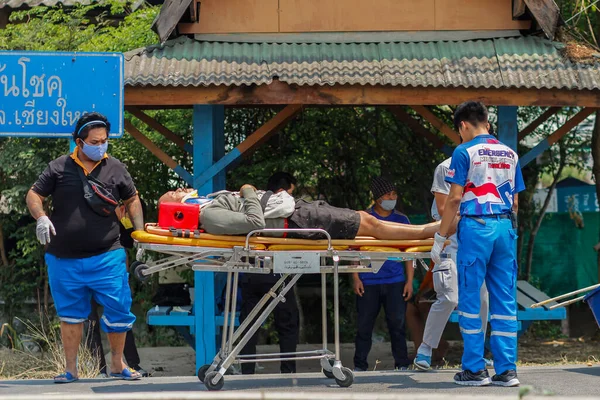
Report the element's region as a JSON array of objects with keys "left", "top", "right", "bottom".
[{"left": 431, "top": 101, "right": 525, "bottom": 387}]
